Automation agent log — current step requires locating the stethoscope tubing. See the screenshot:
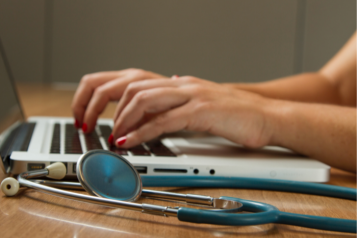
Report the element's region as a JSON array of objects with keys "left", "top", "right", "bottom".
[
  {"left": 11, "top": 170, "right": 357, "bottom": 233},
  {"left": 141, "top": 176, "right": 357, "bottom": 200},
  {"left": 142, "top": 176, "right": 356, "bottom": 232},
  {"left": 28, "top": 176, "right": 356, "bottom": 233},
  {"left": 178, "top": 197, "right": 357, "bottom": 233}
]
